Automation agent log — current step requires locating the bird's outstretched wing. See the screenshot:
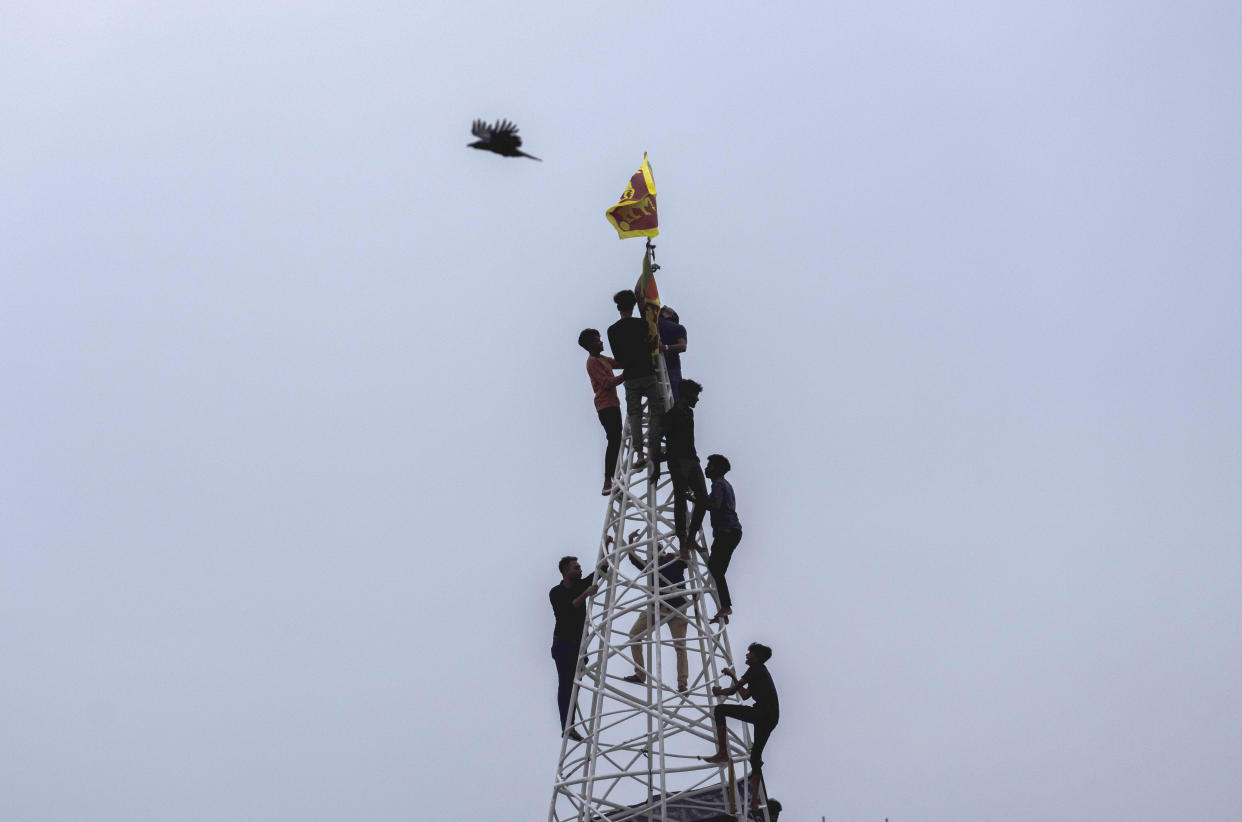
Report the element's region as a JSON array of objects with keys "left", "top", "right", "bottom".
[
  {"left": 471, "top": 119, "right": 493, "bottom": 141},
  {"left": 488, "top": 119, "right": 523, "bottom": 151}
]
